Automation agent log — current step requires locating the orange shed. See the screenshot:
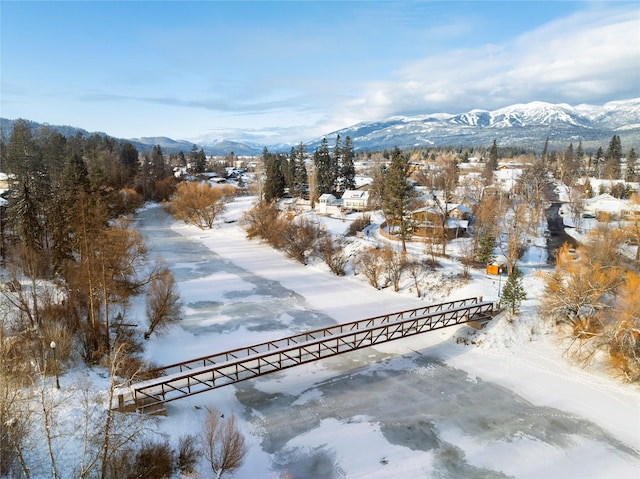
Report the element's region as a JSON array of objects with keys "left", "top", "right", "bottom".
[{"left": 486, "top": 263, "right": 505, "bottom": 275}]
